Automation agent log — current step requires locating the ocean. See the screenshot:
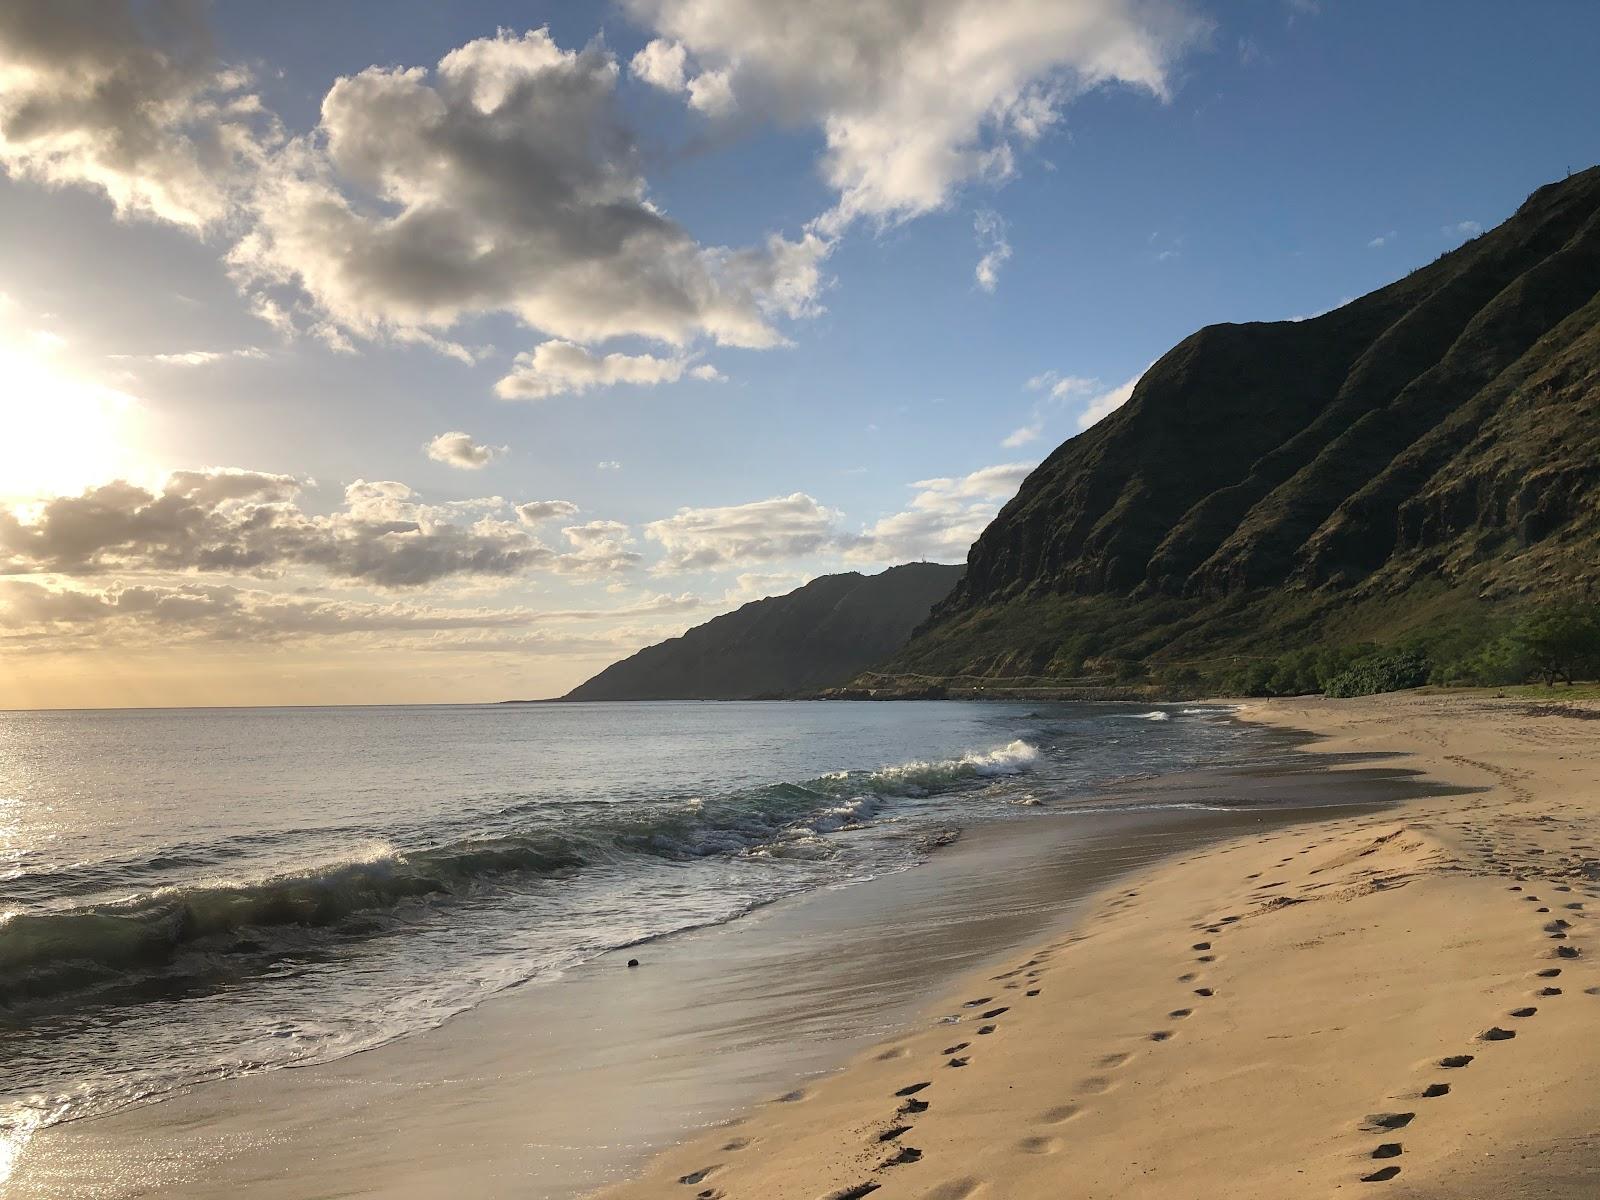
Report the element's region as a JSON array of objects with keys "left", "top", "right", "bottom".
[{"left": 1, "top": 699, "right": 1267, "bottom": 1151}]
